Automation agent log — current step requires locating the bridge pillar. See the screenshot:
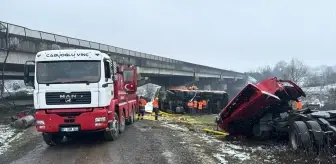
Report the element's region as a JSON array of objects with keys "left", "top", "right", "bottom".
[
  {"left": 217, "top": 83, "right": 227, "bottom": 91},
  {"left": 224, "top": 78, "right": 247, "bottom": 100},
  {"left": 203, "top": 84, "right": 211, "bottom": 90}
]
